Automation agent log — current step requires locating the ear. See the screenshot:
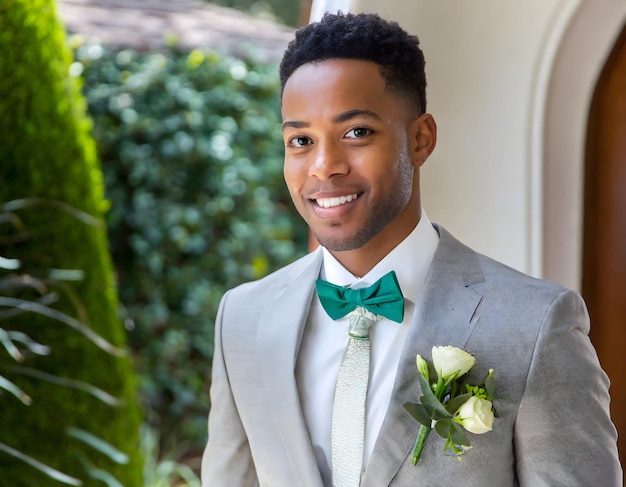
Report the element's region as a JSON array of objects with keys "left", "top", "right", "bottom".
[{"left": 410, "top": 113, "right": 437, "bottom": 168}]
